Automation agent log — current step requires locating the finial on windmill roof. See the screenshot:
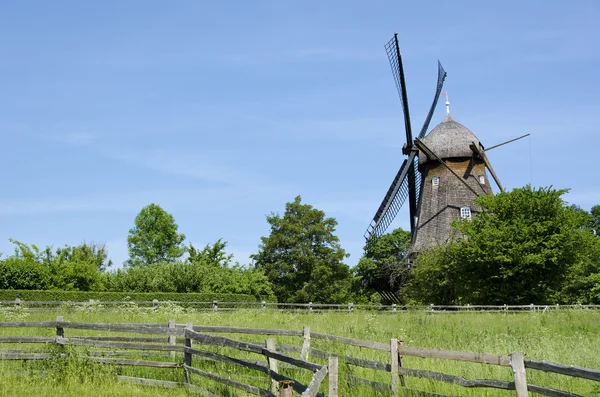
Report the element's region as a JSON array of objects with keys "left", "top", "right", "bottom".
[{"left": 443, "top": 92, "right": 450, "bottom": 115}]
